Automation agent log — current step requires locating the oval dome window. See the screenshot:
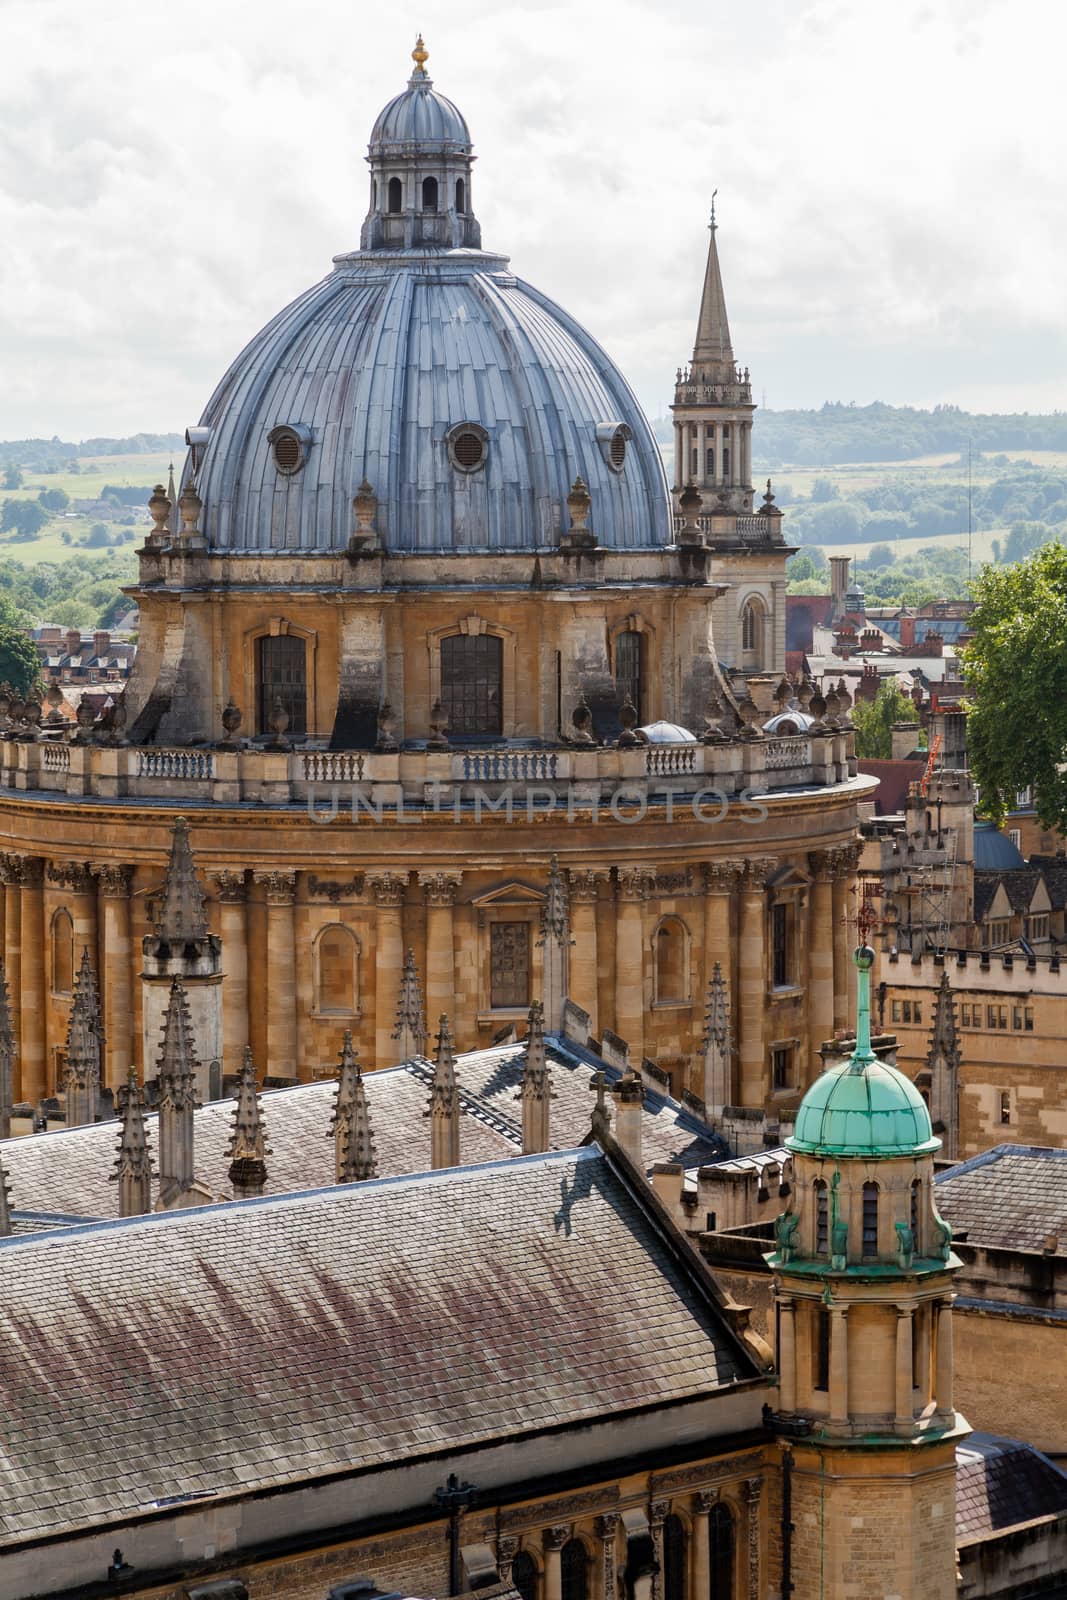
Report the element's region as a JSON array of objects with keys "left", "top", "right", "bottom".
[{"left": 447, "top": 423, "right": 489, "bottom": 474}]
